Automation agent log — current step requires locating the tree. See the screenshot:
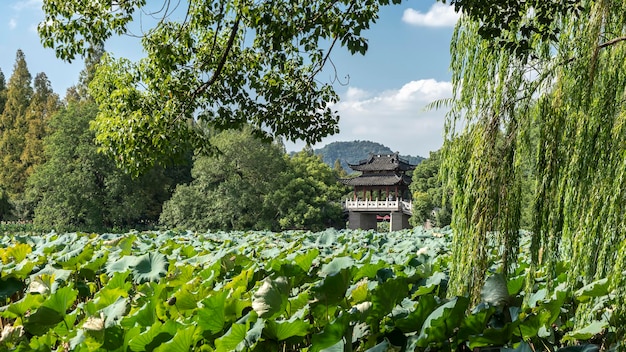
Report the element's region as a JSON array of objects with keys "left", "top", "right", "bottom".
[
  {"left": 22, "top": 73, "right": 61, "bottom": 179},
  {"left": 0, "top": 50, "right": 33, "bottom": 199},
  {"left": 38, "top": 0, "right": 402, "bottom": 174},
  {"left": 0, "top": 69, "right": 7, "bottom": 115},
  {"left": 160, "top": 126, "right": 288, "bottom": 231},
  {"left": 267, "top": 149, "right": 348, "bottom": 231},
  {"left": 408, "top": 149, "right": 450, "bottom": 228},
  {"left": 444, "top": 0, "right": 626, "bottom": 339},
  {"left": 27, "top": 100, "right": 183, "bottom": 231}
]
